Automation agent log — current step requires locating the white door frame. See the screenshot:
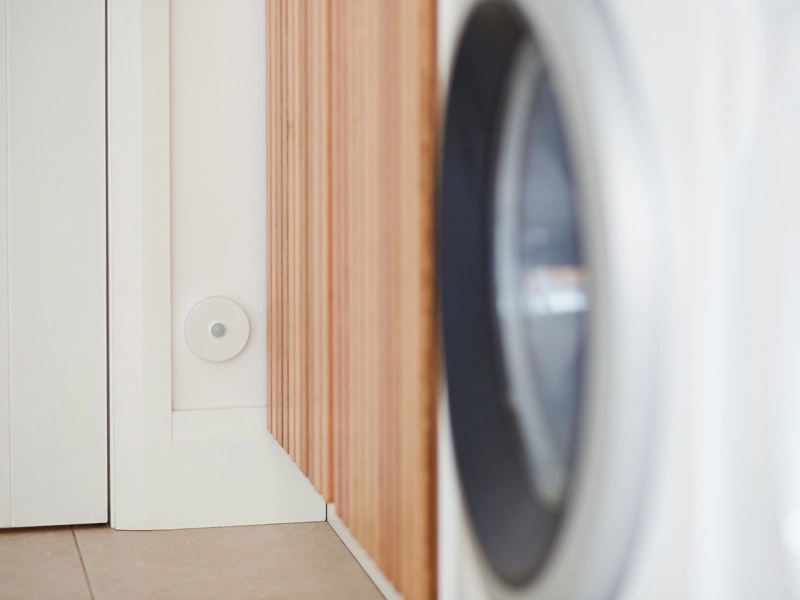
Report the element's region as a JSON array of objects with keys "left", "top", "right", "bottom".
[{"left": 107, "top": 0, "right": 324, "bottom": 530}]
